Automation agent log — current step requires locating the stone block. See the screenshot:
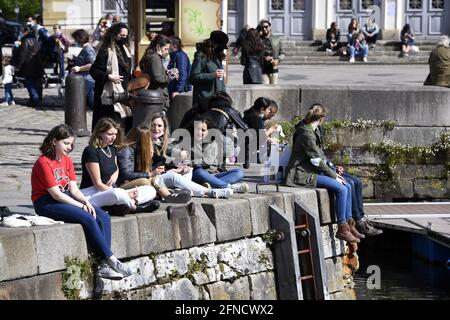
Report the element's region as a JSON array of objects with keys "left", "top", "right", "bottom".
[
  {"left": 341, "top": 148, "right": 384, "bottom": 165},
  {"left": 151, "top": 278, "right": 199, "bottom": 300},
  {"left": 167, "top": 92, "right": 192, "bottom": 130},
  {"left": 362, "top": 178, "right": 374, "bottom": 199},
  {"left": 33, "top": 224, "right": 88, "bottom": 274},
  {"left": 137, "top": 210, "right": 175, "bottom": 255},
  {"left": 335, "top": 128, "right": 384, "bottom": 147},
  {"left": 249, "top": 272, "right": 277, "bottom": 300},
  {"left": 399, "top": 165, "right": 447, "bottom": 180},
  {"left": 0, "top": 228, "right": 38, "bottom": 282},
  {"left": 154, "top": 250, "right": 190, "bottom": 281},
  {"left": 110, "top": 216, "right": 140, "bottom": 259},
  {"left": 374, "top": 179, "right": 414, "bottom": 199},
  {"left": 96, "top": 257, "right": 156, "bottom": 296},
  {"left": 414, "top": 179, "right": 449, "bottom": 199},
  {"left": 300, "top": 85, "right": 352, "bottom": 120},
  {"left": 321, "top": 224, "right": 345, "bottom": 259},
  {"left": 216, "top": 238, "right": 273, "bottom": 280},
  {"left": 386, "top": 127, "right": 445, "bottom": 146},
  {"left": 315, "top": 188, "right": 336, "bottom": 225},
  {"left": 233, "top": 193, "right": 280, "bottom": 236},
  {"left": 206, "top": 277, "right": 250, "bottom": 300},
  {"left": 201, "top": 198, "right": 252, "bottom": 242},
  {"left": 175, "top": 203, "right": 216, "bottom": 249},
  {"left": 324, "top": 257, "right": 345, "bottom": 294},
  {"left": 0, "top": 271, "right": 66, "bottom": 300}
]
